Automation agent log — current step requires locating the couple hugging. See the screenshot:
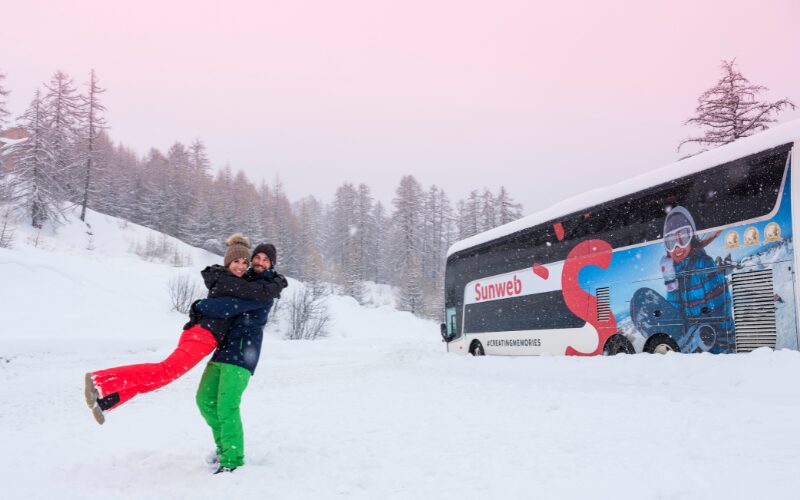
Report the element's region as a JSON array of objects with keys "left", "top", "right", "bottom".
[{"left": 84, "top": 234, "right": 288, "bottom": 474}]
